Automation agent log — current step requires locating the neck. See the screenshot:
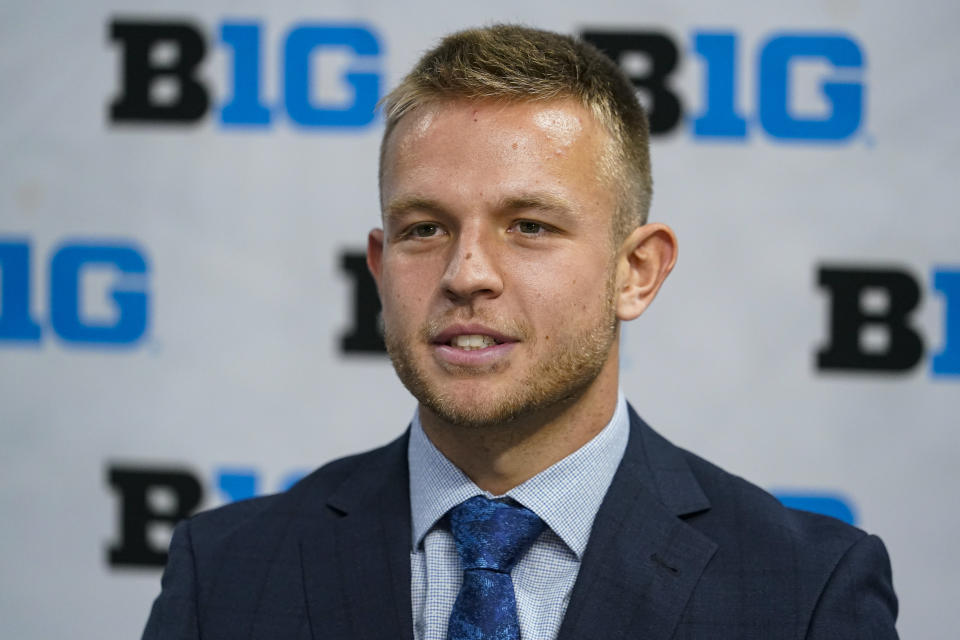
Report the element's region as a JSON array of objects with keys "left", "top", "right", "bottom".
[{"left": 419, "top": 357, "right": 620, "bottom": 495}]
